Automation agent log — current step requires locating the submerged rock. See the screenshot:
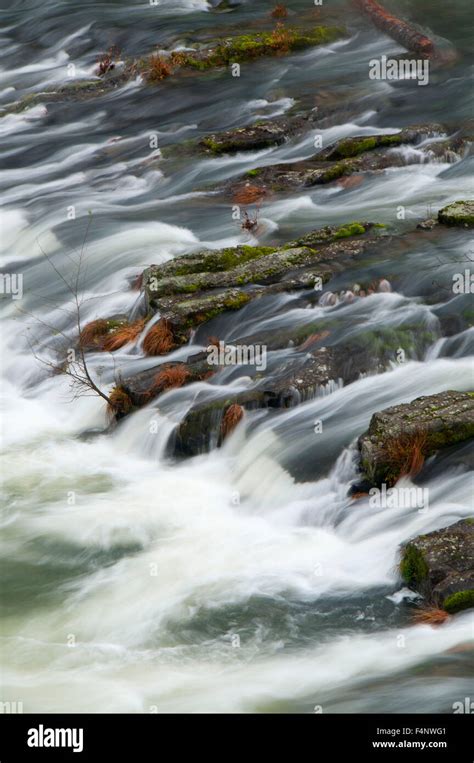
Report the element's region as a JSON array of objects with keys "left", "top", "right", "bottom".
[
  {"left": 199, "top": 113, "right": 314, "bottom": 154},
  {"left": 224, "top": 124, "right": 467, "bottom": 195},
  {"left": 318, "top": 125, "right": 444, "bottom": 160},
  {"left": 169, "top": 341, "right": 392, "bottom": 457},
  {"left": 416, "top": 218, "right": 438, "bottom": 231},
  {"left": 210, "top": 0, "right": 242, "bottom": 11},
  {"left": 1, "top": 71, "right": 127, "bottom": 115},
  {"left": 169, "top": 347, "right": 339, "bottom": 457},
  {"left": 200, "top": 123, "right": 286, "bottom": 154},
  {"left": 400, "top": 519, "right": 474, "bottom": 612},
  {"left": 2, "top": 25, "right": 346, "bottom": 115},
  {"left": 358, "top": 390, "right": 474, "bottom": 486},
  {"left": 438, "top": 200, "right": 474, "bottom": 227}
]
